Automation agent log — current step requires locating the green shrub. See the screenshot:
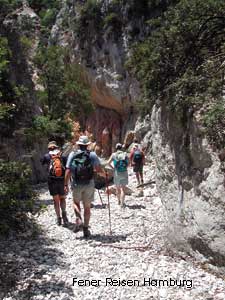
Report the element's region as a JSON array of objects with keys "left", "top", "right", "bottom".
[
  {"left": 34, "top": 45, "right": 93, "bottom": 123},
  {"left": 104, "top": 12, "right": 122, "bottom": 30},
  {"left": 202, "top": 102, "right": 225, "bottom": 149},
  {"left": 0, "top": 37, "right": 10, "bottom": 77},
  {"left": 0, "top": 160, "right": 36, "bottom": 234},
  {"left": 0, "top": 103, "right": 15, "bottom": 121},
  {"left": 127, "top": 0, "right": 225, "bottom": 148},
  {"left": 75, "top": 0, "right": 103, "bottom": 36},
  {"left": 40, "top": 8, "right": 58, "bottom": 27},
  {"left": 0, "top": 0, "right": 22, "bottom": 20},
  {"left": 19, "top": 36, "right": 33, "bottom": 54},
  {"left": 24, "top": 115, "right": 72, "bottom": 146}
]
